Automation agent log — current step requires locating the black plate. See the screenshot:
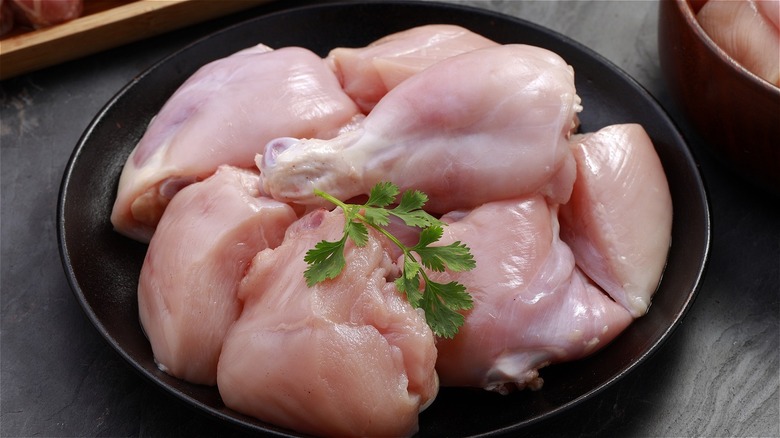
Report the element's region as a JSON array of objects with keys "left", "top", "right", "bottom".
[{"left": 57, "top": 1, "right": 711, "bottom": 436}]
